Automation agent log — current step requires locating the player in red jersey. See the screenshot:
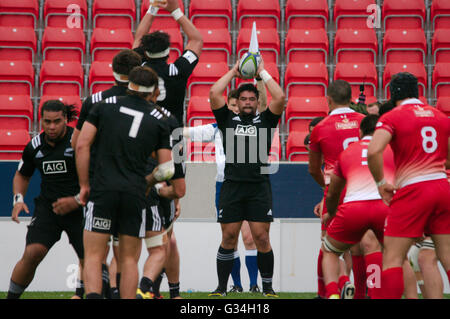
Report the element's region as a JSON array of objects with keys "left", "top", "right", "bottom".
[
  {"left": 368, "top": 72, "right": 450, "bottom": 299},
  {"left": 321, "top": 114, "right": 395, "bottom": 299},
  {"left": 309, "top": 80, "right": 365, "bottom": 298}
]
